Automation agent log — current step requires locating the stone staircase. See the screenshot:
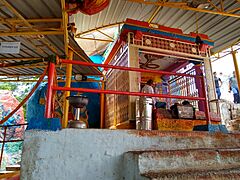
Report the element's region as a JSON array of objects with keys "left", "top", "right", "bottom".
[
  {"left": 124, "top": 148, "right": 240, "bottom": 179},
  {"left": 21, "top": 129, "right": 240, "bottom": 180}
]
